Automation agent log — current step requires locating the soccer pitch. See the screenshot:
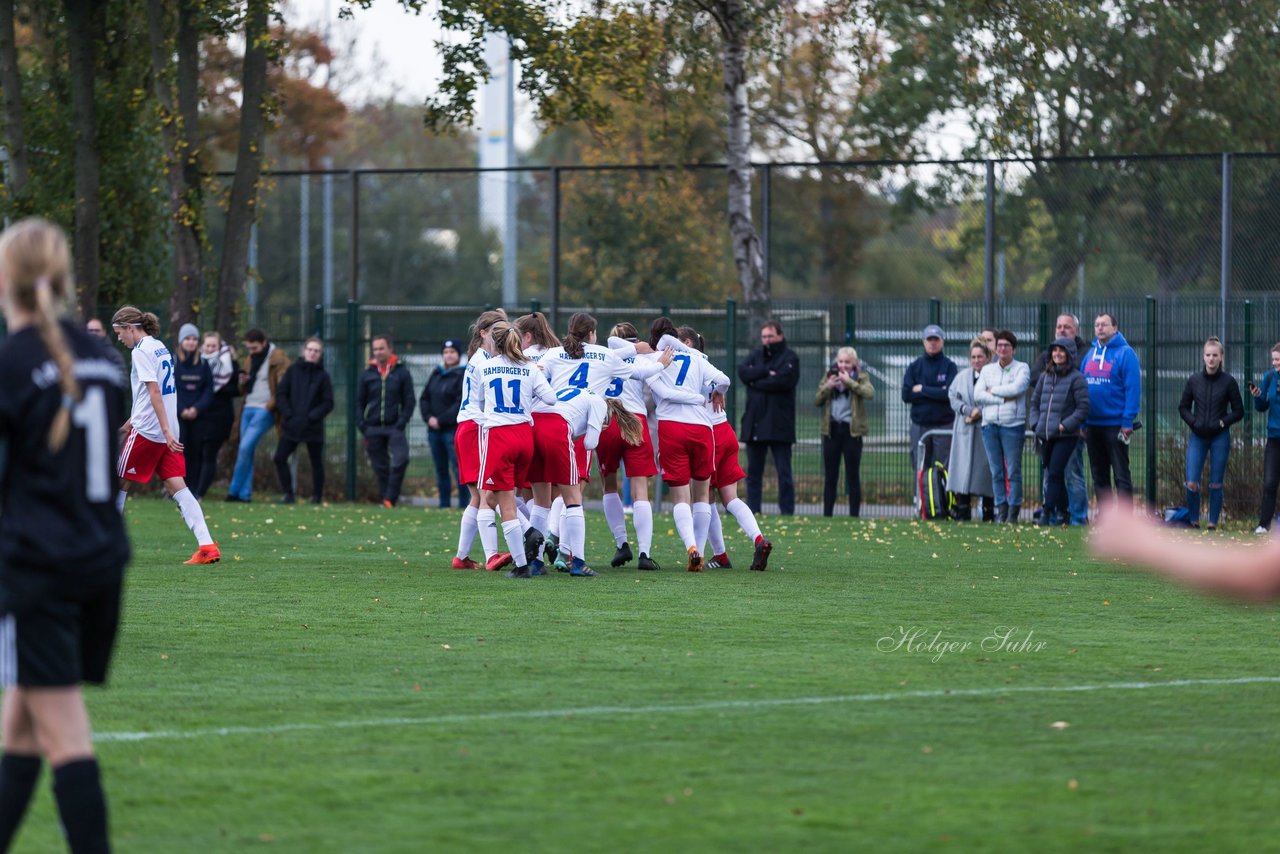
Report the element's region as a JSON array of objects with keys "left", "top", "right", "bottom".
[{"left": 12, "top": 499, "right": 1280, "bottom": 852}]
